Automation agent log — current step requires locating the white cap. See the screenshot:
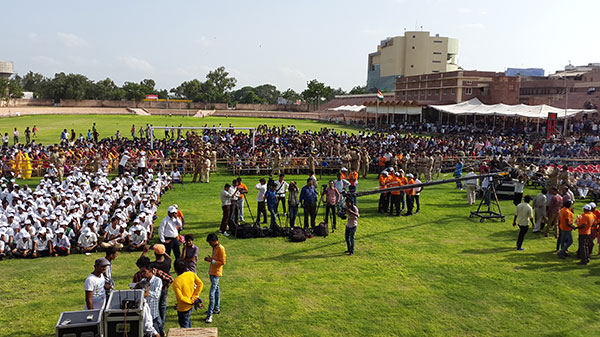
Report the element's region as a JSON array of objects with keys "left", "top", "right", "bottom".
[
  {"left": 590, "top": 202, "right": 597, "bottom": 209},
  {"left": 56, "top": 228, "right": 65, "bottom": 234},
  {"left": 584, "top": 204, "right": 592, "bottom": 211},
  {"left": 168, "top": 206, "right": 176, "bottom": 213}
]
